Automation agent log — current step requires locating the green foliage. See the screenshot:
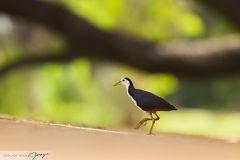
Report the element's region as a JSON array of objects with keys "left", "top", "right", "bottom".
[
  {"left": 0, "top": 72, "right": 27, "bottom": 115},
  {"left": 61, "top": 0, "right": 204, "bottom": 41},
  {"left": 142, "top": 74, "right": 178, "bottom": 97},
  {"left": 156, "top": 109, "right": 240, "bottom": 139},
  {"left": 61, "top": 0, "right": 124, "bottom": 29},
  {"left": 29, "top": 60, "right": 124, "bottom": 125},
  {"left": 176, "top": 78, "right": 240, "bottom": 110}
]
